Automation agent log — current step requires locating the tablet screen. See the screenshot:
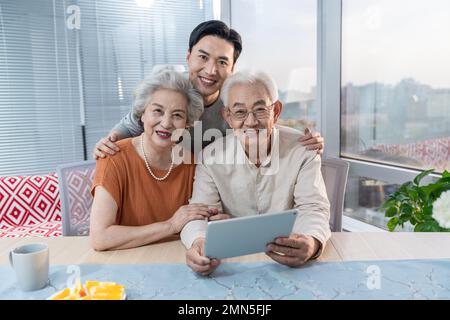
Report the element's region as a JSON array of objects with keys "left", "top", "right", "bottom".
[{"left": 204, "top": 209, "right": 298, "bottom": 259}]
